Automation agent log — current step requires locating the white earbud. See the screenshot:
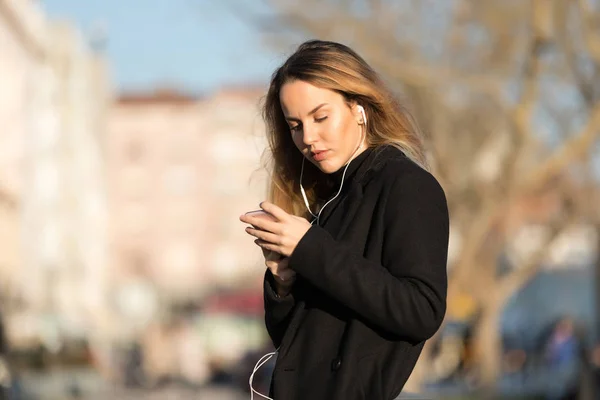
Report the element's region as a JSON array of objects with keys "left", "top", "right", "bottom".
[{"left": 357, "top": 105, "right": 367, "bottom": 125}]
